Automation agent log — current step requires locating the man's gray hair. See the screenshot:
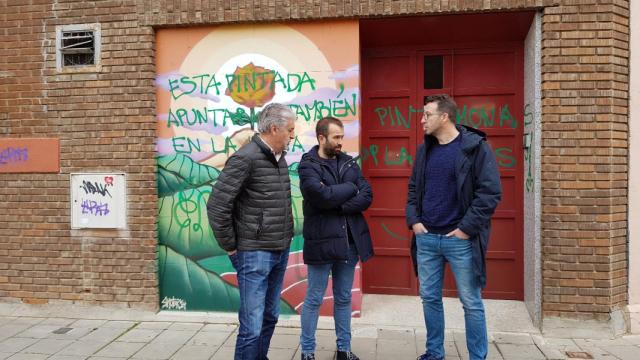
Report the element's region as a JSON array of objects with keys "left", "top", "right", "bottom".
[{"left": 257, "top": 103, "right": 295, "bottom": 133}]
